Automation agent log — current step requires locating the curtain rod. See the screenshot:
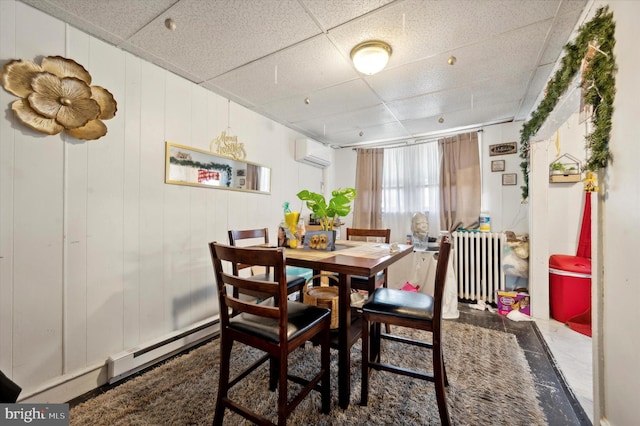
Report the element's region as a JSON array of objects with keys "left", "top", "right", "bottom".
[{"left": 348, "top": 128, "right": 485, "bottom": 151}]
